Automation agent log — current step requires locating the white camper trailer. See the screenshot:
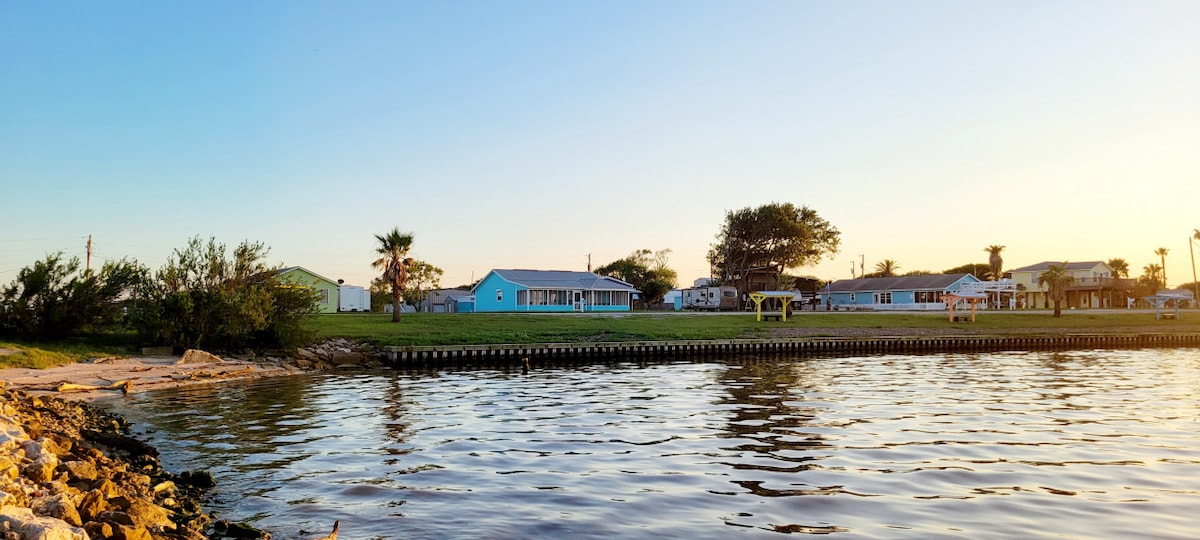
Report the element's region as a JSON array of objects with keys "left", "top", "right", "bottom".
[
  {"left": 681, "top": 286, "right": 739, "bottom": 311},
  {"left": 338, "top": 285, "right": 371, "bottom": 312}
]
